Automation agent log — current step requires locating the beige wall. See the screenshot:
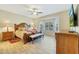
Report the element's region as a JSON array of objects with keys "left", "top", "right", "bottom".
[
  {"left": 33, "top": 11, "right": 70, "bottom": 36},
  {"left": 0, "top": 9, "right": 32, "bottom": 27}
]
